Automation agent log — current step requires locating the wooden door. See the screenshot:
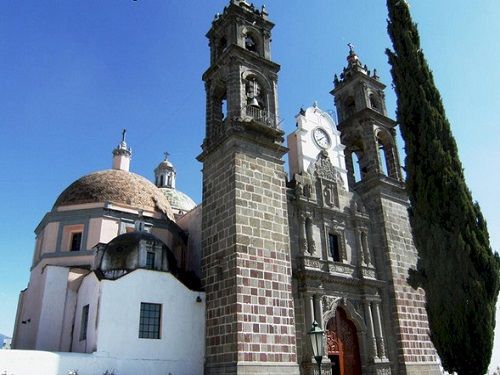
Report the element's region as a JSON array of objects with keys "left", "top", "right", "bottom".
[{"left": 326, "top": 307, "right": 361, "bottom": 375}]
